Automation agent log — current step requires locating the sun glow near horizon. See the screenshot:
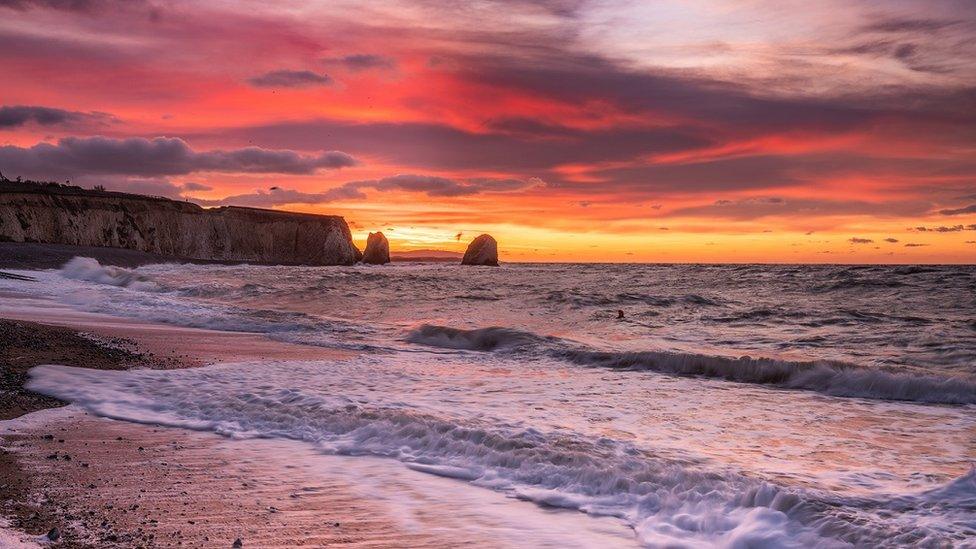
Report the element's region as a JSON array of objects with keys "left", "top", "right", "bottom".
[{"left": 1, "top": 0, "right": 974, "bottom": 262}]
